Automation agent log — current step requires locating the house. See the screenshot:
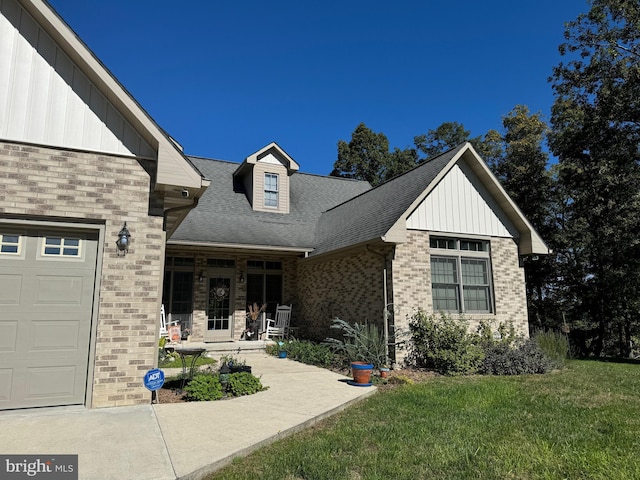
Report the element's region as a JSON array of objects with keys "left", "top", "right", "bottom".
[
  {"left": 0, "top": 0, "right": 548, "bottom": 412},
  {"left": 0, "top": 0, "right": 209, "bottom": 410},
  {"left": 168, "top": 142, "right": 548, "bottom": 354}
]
